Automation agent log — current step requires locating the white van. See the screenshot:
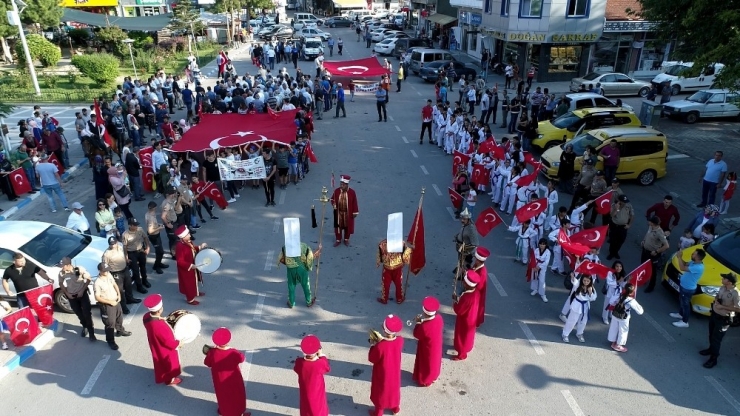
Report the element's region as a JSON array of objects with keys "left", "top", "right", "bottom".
[
  {"left": 294, "top": 13, "right": 324, "bottom": 25},
  {"left": 409, "top": 48, "right": 454, "bottom": 75},
  {"left": 349, "top": 10, "right": 374, "bottom": 20},
  {"left": 652, "top": 62, "right": 725, "bottom": 96}
]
